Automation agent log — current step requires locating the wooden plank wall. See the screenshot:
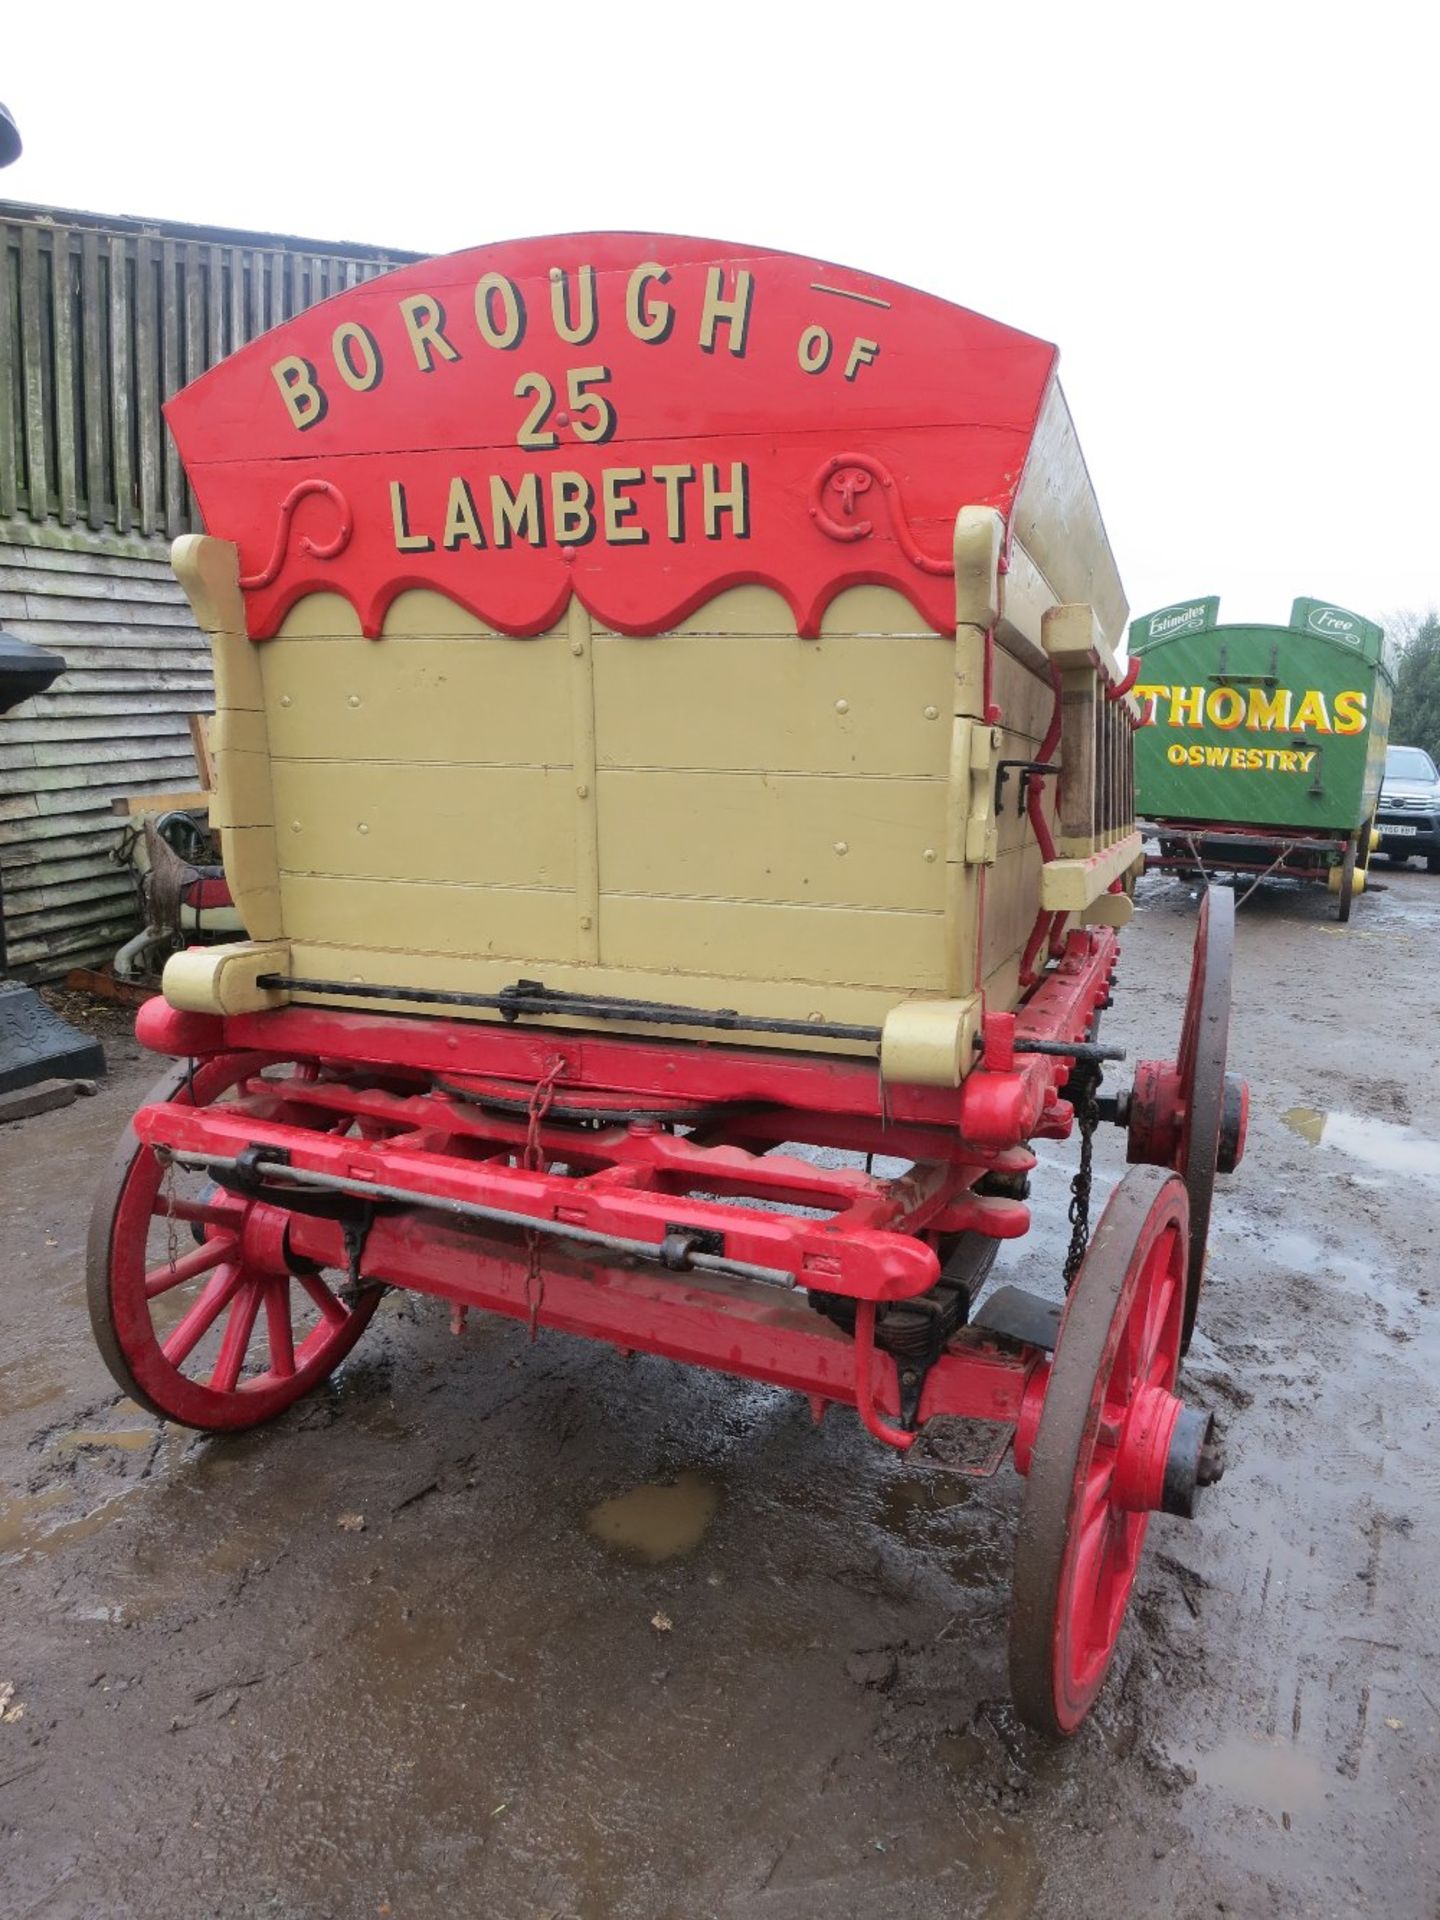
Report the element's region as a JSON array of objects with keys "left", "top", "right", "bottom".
[
  {"left": 0, "top": 530, "right": 207, "bottom": 975},
  {"left": 0, "top": 202, "right": 419, "bottom": 978}
]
